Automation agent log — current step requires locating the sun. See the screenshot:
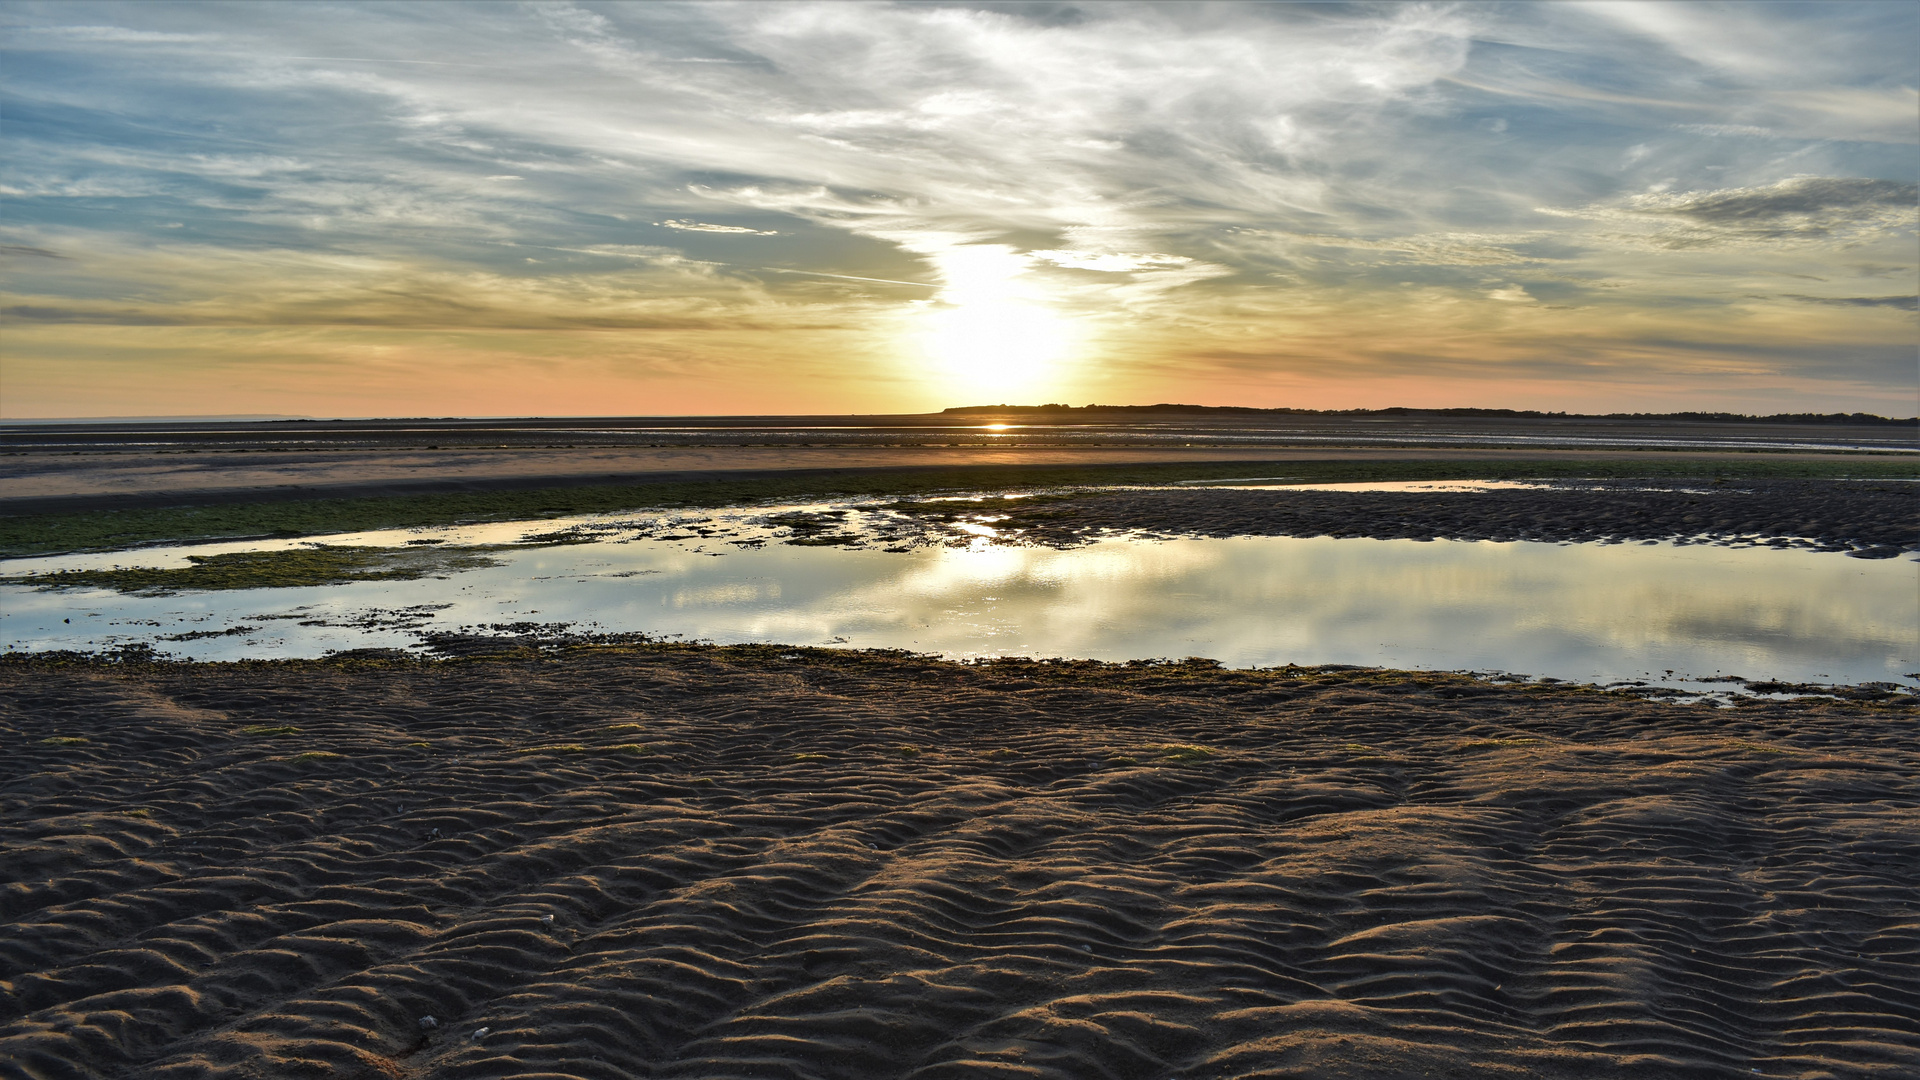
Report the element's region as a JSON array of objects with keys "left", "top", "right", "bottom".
[
  {"left": 909, "top": 245, "right": 1077, "bottom": 400},
  {"left": 918, "top": 298, "right": 1073, "bottom": 398}
]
